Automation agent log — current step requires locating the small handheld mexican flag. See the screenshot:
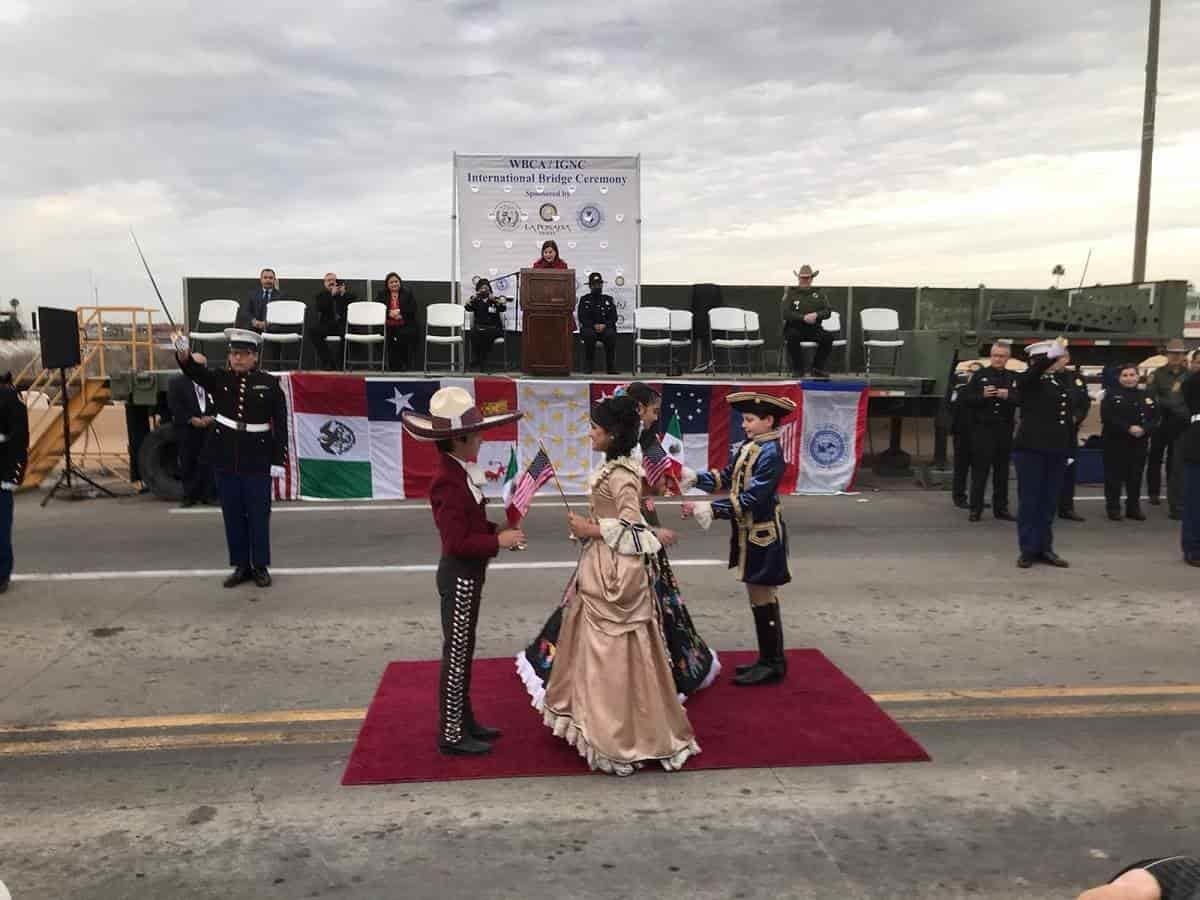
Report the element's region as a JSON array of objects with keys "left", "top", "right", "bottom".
[{"left": 661, "top": 412, "right": 686, "bottom": 473}]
